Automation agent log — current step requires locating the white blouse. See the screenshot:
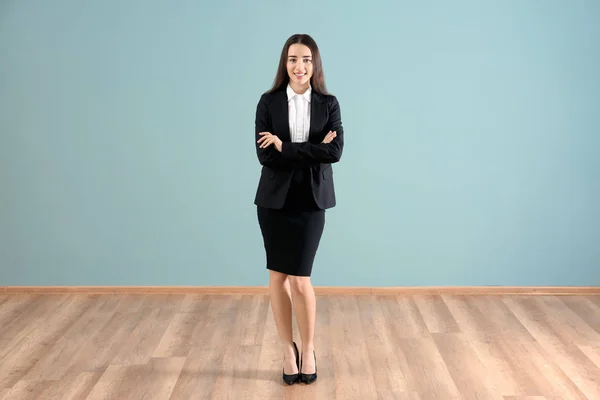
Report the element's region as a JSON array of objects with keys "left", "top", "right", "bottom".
[{"left": 286, "top": 84, "right": 311, "bottom": 143}]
